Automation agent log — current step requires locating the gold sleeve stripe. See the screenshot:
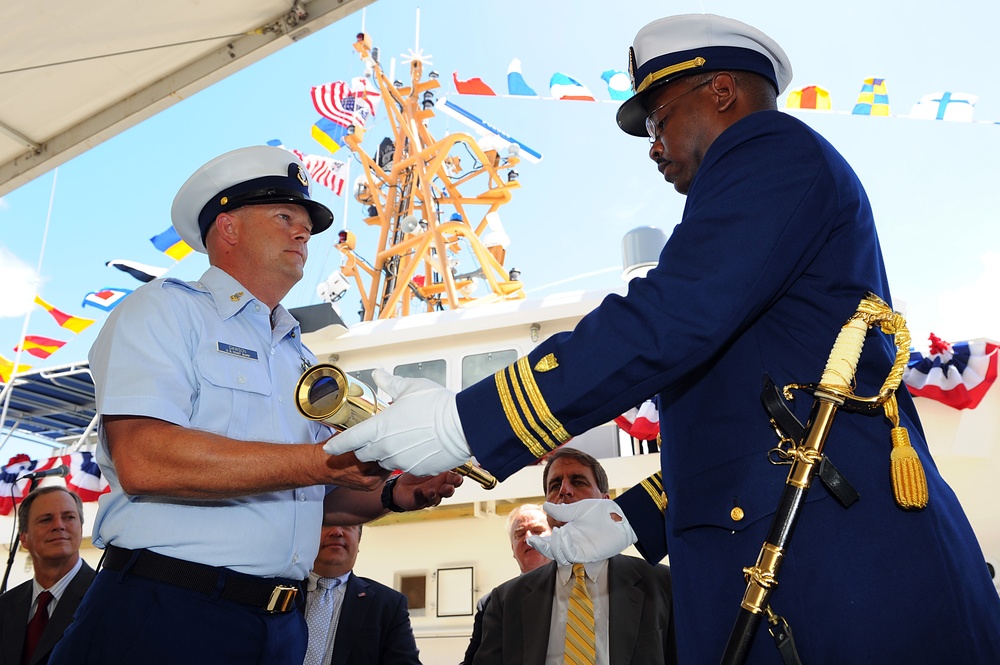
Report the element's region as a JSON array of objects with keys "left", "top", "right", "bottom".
[
  {"left": 515, "top": 356, "right": 571, "bottom": 445},
  {"left": 508, "top": 364, "right": 561, "bottom": 453},
  {"left": 640, "top": 472, "right": 667, "bottom": 514},
  {"left": 495, "top": 365, "right": 548, "bottom": 458}
]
